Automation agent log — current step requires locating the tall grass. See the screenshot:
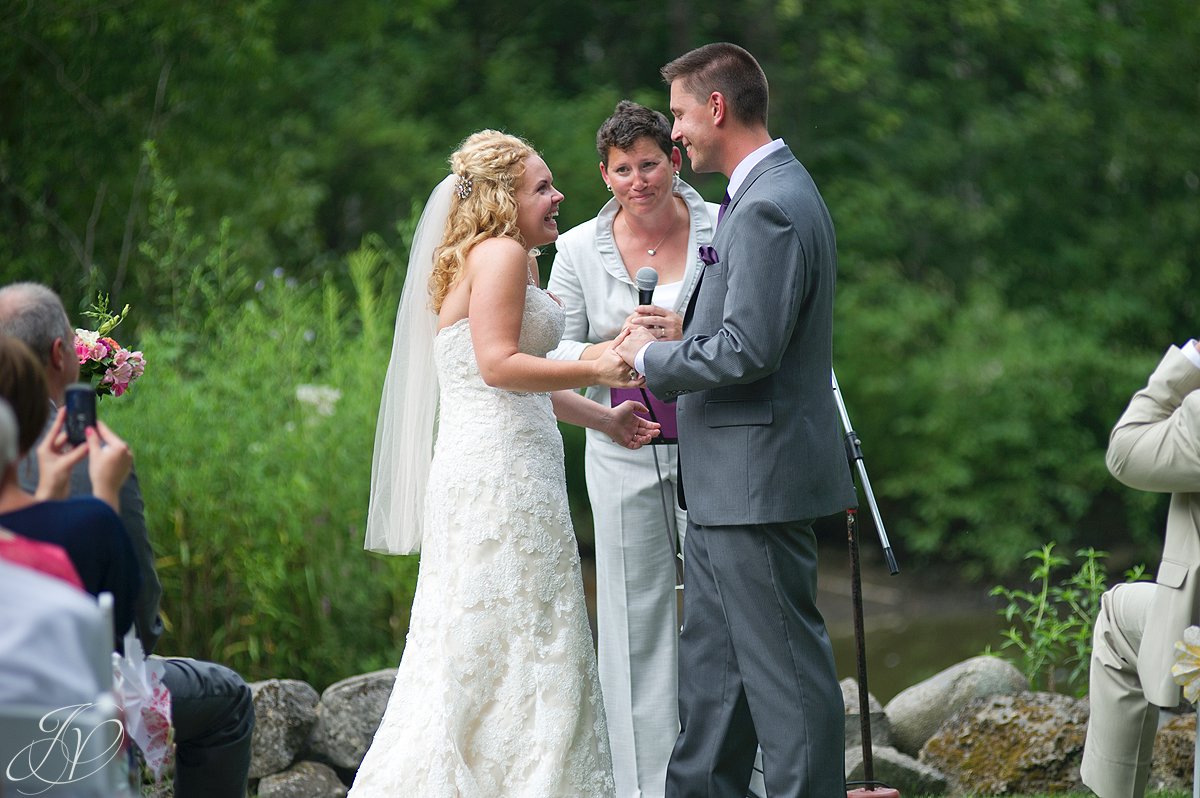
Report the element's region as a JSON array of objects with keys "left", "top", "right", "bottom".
[{"left": 103, "top": 156, "right": 423, "bottom": 687}]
